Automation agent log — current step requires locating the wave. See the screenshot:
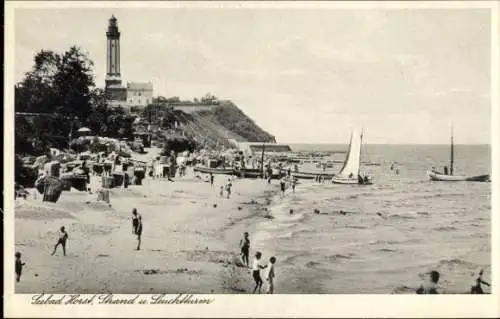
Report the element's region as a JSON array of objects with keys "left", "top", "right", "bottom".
[
  {"left": 392, "top": 285, "right": 416, "bottom": 294},
  {"left": 345, "top": 225, "right": 368, "bottom": 229},
  {"left": 411, "top": 193, "right": 469, "bottom": 200},
  {"left": 326, "top": 254, "right": 353, "bottom": 261},
  {"left": 377, "top": 248, "right": 398, "bottom": 253},
  {"left": 369, "top": 238, "right": 421, "bottom": 245},
  {"left": 433, "top": 226, "right": 458, "bottom": 232},
  {"left": 388, "top": 214, "right": 417, "bottom": 220},
  {"left": 305, "top": 261, "right": 321, "bottom": 268},
  {"left": 438, "top": 258, "right": 477, "bottom": 268}
]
